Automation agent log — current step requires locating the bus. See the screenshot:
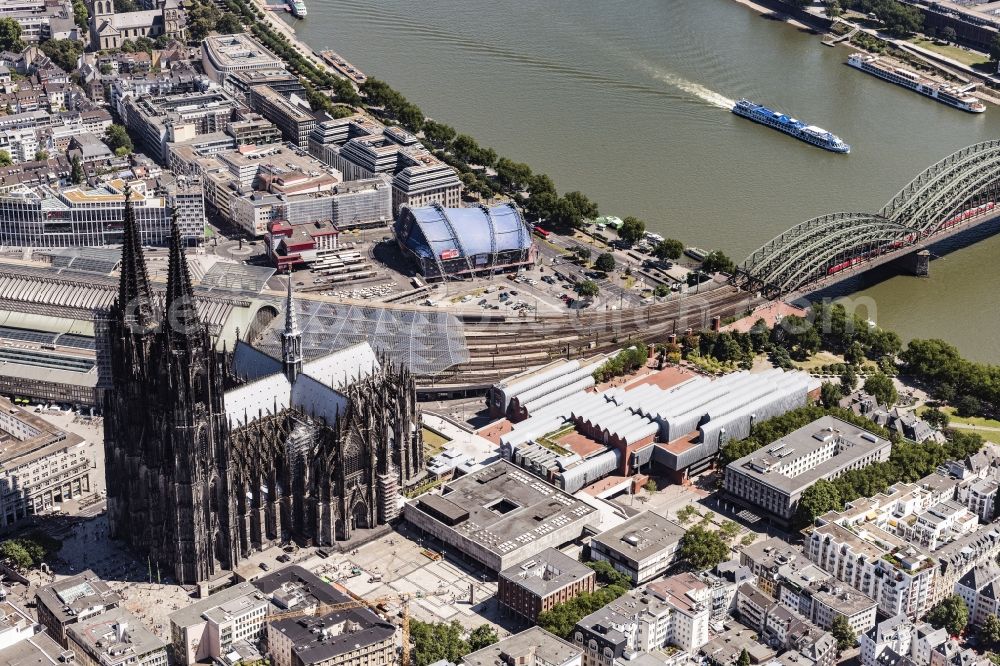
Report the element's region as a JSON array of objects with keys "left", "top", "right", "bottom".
[{"left": 533, "top": 226, "right": 551, "bottom": 239}]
